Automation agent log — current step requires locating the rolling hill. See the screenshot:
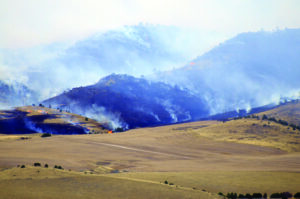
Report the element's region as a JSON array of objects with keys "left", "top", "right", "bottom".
[
  {"left": 0, "top": 105, "right": 109, "bottom": 134},
  {"left": 43, "top": 74, "right": 209, "bottom": 129},
  {"left": 154, "top": 28, "right": 300, "bottom": 115}
]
